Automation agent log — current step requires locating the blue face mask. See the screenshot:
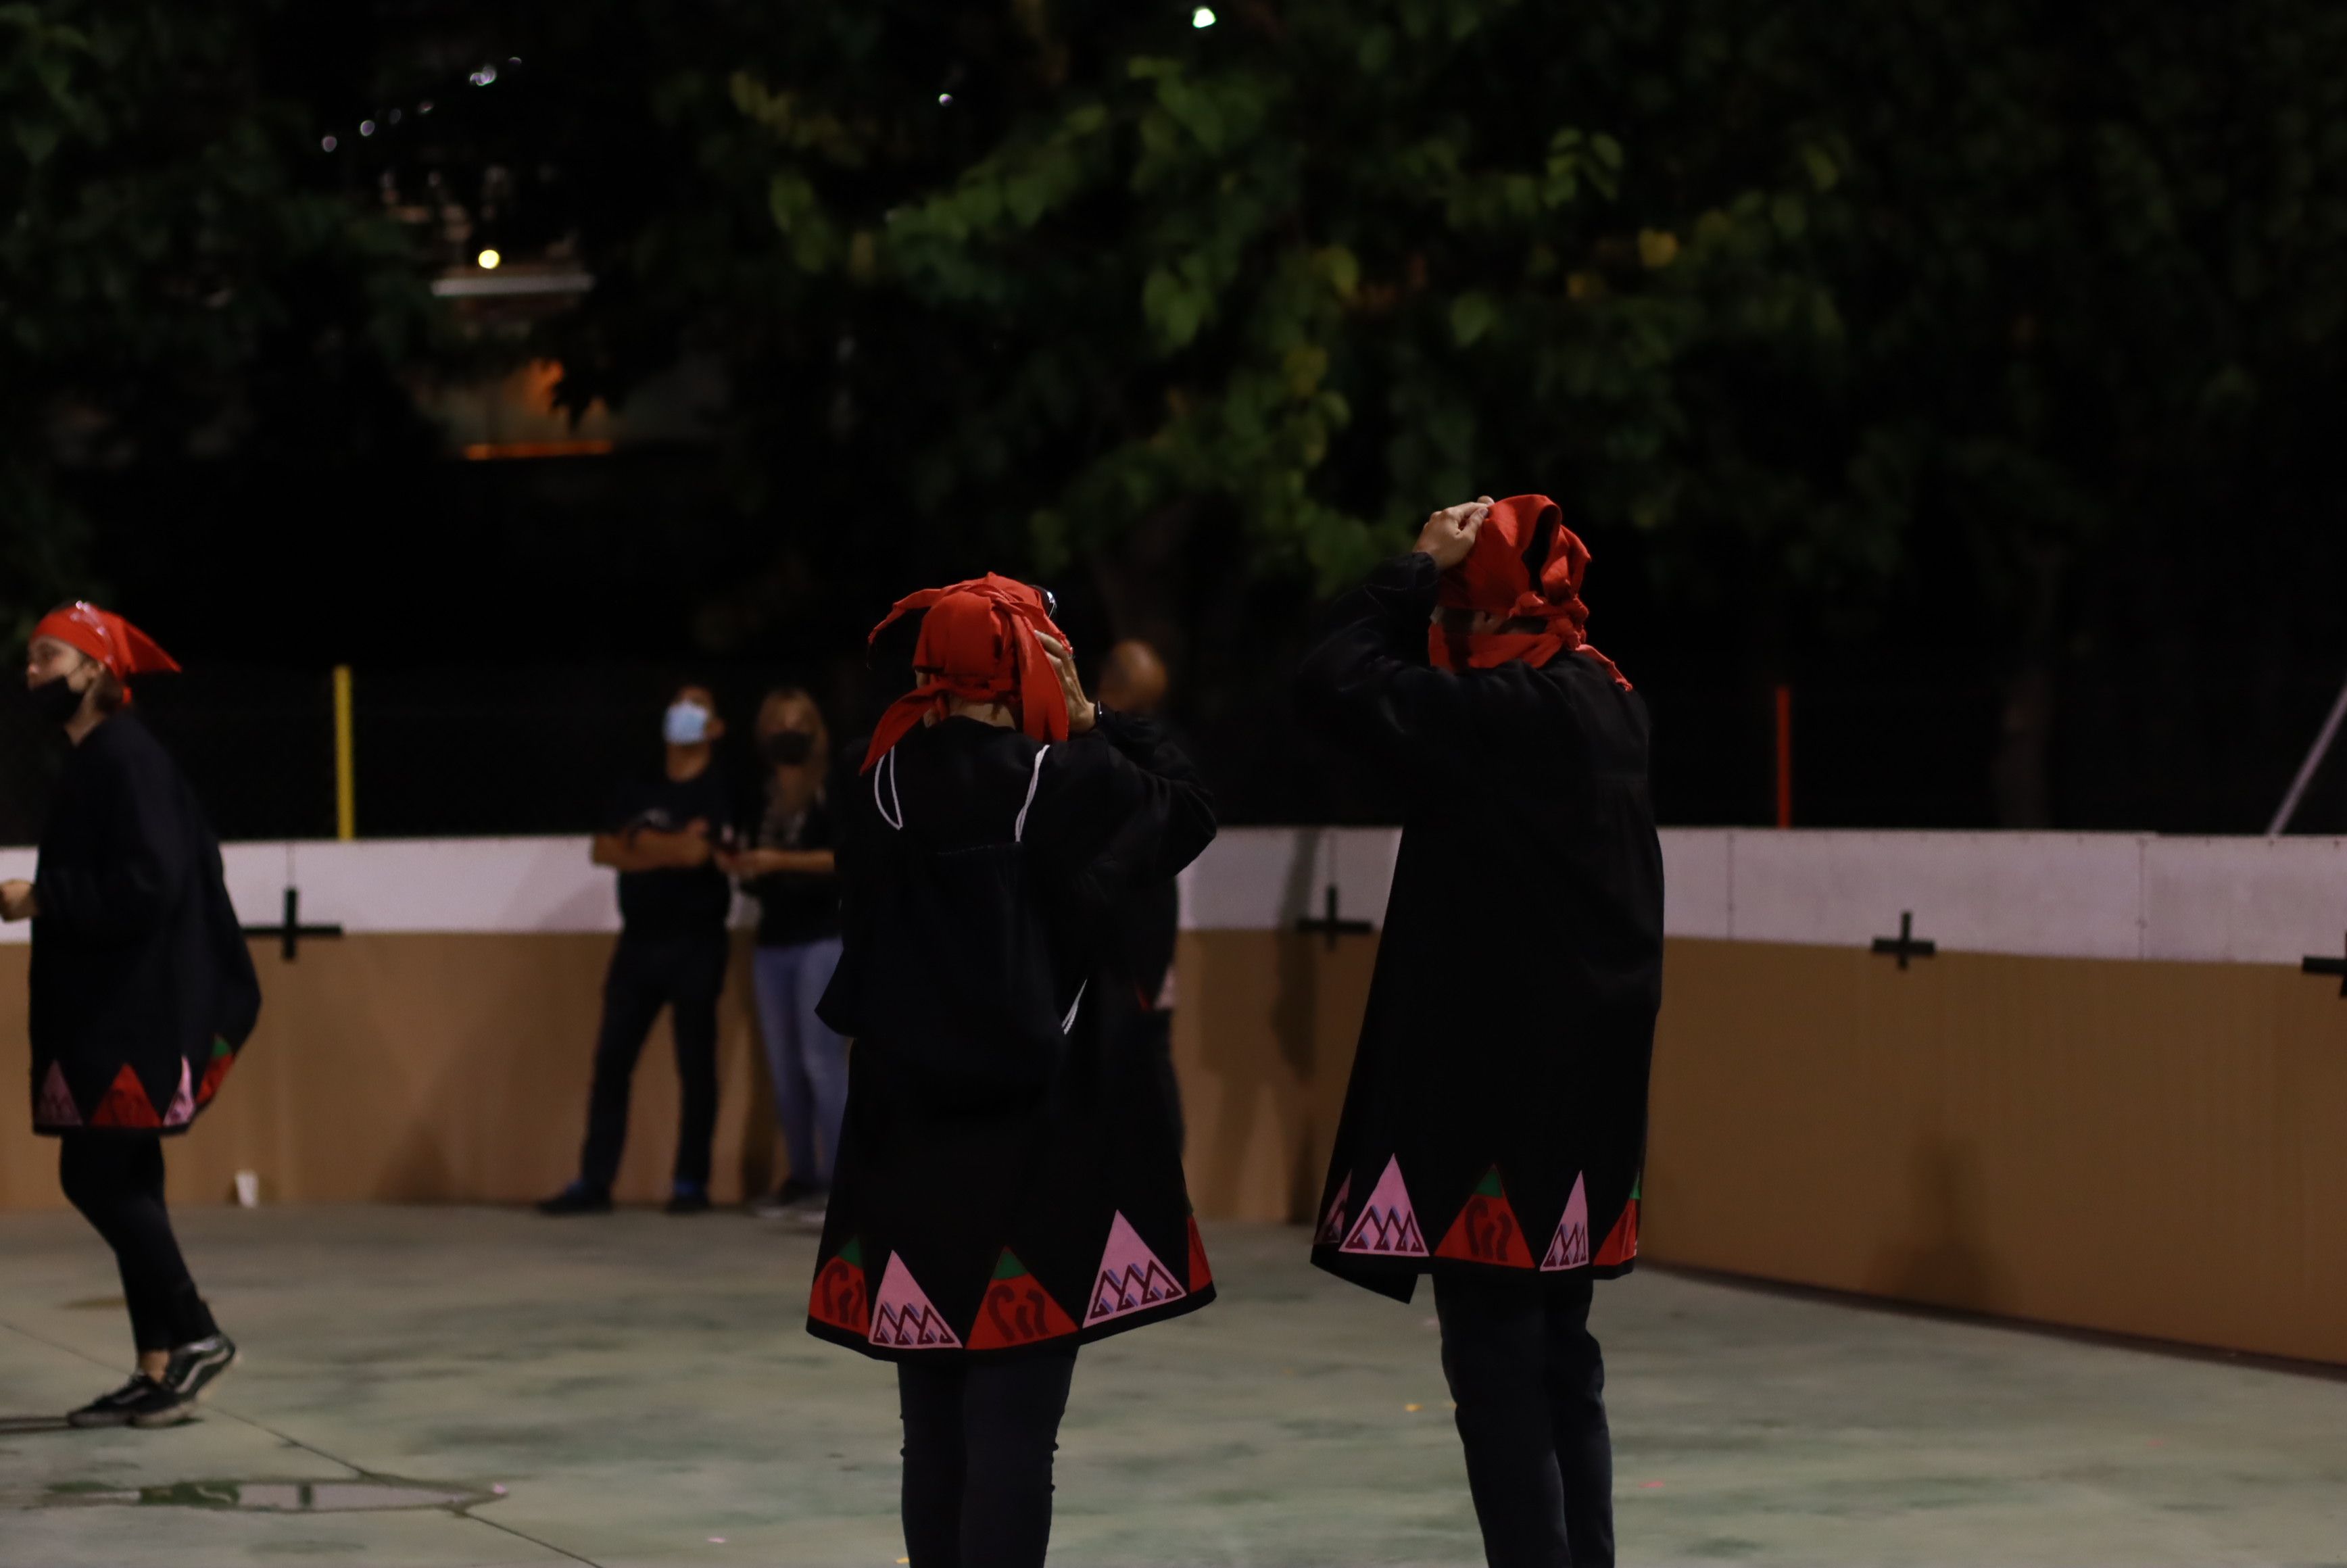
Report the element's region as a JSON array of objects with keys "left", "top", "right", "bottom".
[{"left": 663, "top": 701, "right": 712, "bottom": 745}]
